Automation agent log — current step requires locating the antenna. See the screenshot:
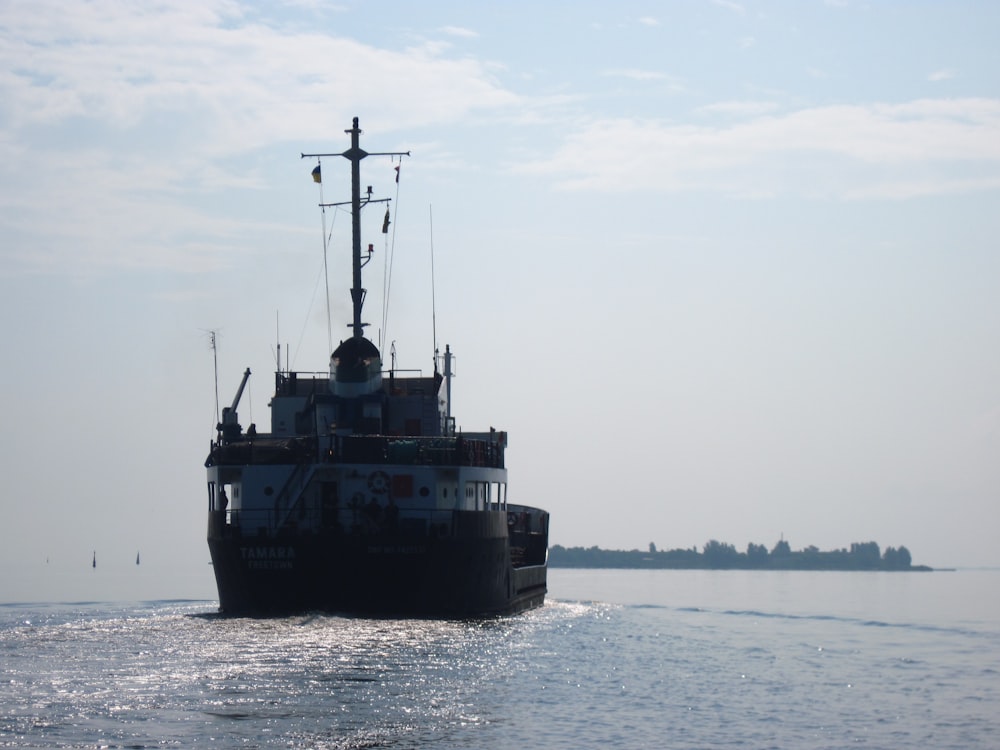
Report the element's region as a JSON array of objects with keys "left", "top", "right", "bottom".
[
  {"left": 430, "top": 205, "right": 438, "bottom": 373},
  {"left": 207, "top": 329, "right": 220, "bottom": 427}
]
